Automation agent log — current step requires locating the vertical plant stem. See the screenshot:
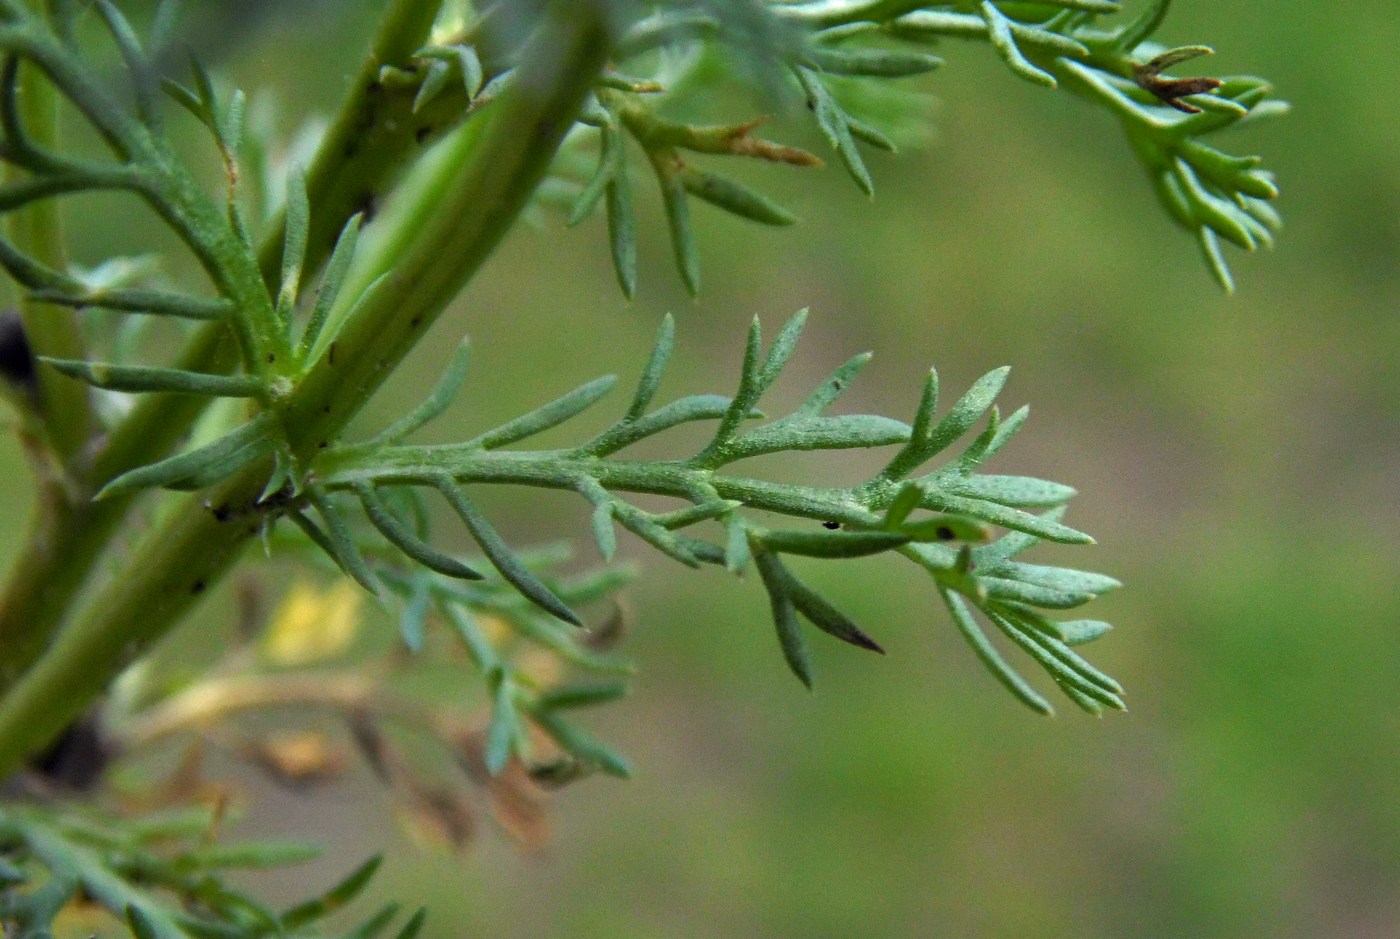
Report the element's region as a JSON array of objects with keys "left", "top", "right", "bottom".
[
  {"left": 0, "top": 5, "right": 96, "bottom": 688},
  {"left": 258, "top": 0, "right": 456, "bottom": 281},
  {"left": 281, "top": 1, "right": 611, "bottom": 451},
  {"left": 0, "top": 0, "right": 443, "bottom": 693},
  {"left": 6, "top": 53, "right": 92, "bottom": 464},
  {"left": 0, "top": 0, "right": 611, "bottom": 778}
]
